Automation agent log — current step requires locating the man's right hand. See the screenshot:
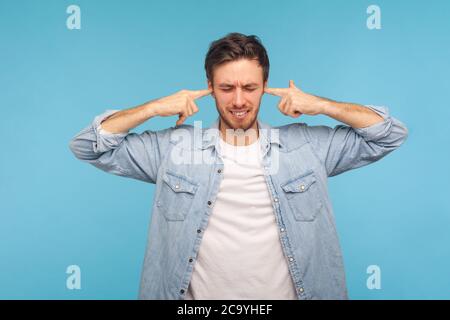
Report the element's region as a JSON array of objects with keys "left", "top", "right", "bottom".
[
  {"left": 154, "top": 88, "right": 212, "bottom": 126},
  {"left": 100, "top": 88, "right": 212, "bottom": 134}
]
